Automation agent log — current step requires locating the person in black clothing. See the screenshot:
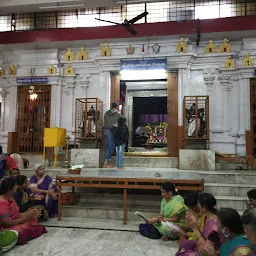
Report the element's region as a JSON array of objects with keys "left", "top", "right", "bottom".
[{"left": 113, "top": 117, "right": 129, "bottom": 170}]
